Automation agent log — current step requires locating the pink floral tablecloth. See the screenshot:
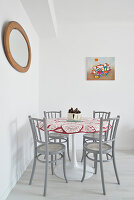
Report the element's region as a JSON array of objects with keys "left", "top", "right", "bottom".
[{"left": 39, "top": 118, "right": 110, "bottom": 134}]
